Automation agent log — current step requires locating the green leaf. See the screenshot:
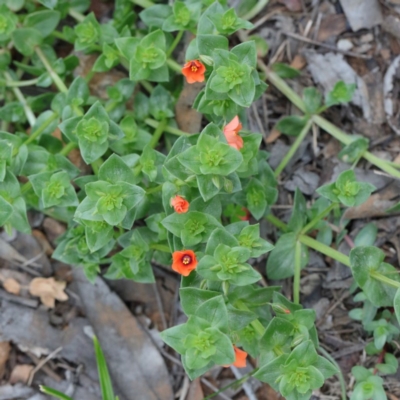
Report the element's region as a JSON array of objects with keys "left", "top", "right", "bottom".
[
  {"left": 12, "top": 28, "right": 43, "bottom": 56},
  {"left": 180, "top": 288, "right": 221, "bottom": 315},
  {"left": 325, "top": 81, "right": 356, "bottom": 107},
  {"left": 39, "top": 386, "right": 73, "bottom": 400},
  {"left": 267, "top": 233, "right": 309, "bottom": 280},
  {"left": 0, "top": 196, "right": 13, "bottom": 226},
  {"left": 350, "top": 246, "right": 400, "bottom": 307},
  {"left": 272, "top": 63, "right": 301, "bottom": 79},
  {"left": 338, "top": 137, "right": 369, "bottom": 164},
  {"left": 394, "top": 288, "right": 400, "bottom": 326},
  {"left": 93, "top": 336, "right": 115, "bottom": 400},
  {"left": 98, "top": 154, "right": 136, "bottom": 185},
  {"left": 231, "top": 41, "right": 257, "bottom": 68},
  {"left": 354, "top": 223, "right": 377, "bottom": 247},
  {"left": 197, "top": 34, "right": 229, "bottom": 57},
  {"left": 196, "top": 295, "right": 229, "bottom": 333},
  {"left": 276, "top": 116, "right": 308, "bottom": 136},
  {"left": 245, "top": 178, "right": 267, "bottom": 219},
  {"left": 288, "top": 188, "right": 307, "bottom": 233},
  {"left": 140, "top": 5, "right": 172, "bottom": 28},
  {"left": 303, "top": 87, "right": 322, "bottom": 115},
  {"left": 25, "top": 10, "right": 60, "bottom": 38},
  {"left": 254, "top": 354, "right": 289, "bottom": 388}
]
